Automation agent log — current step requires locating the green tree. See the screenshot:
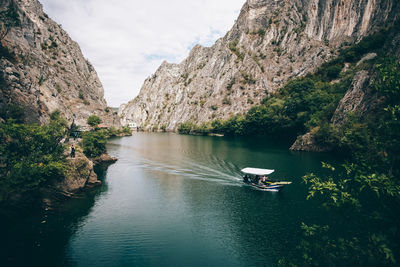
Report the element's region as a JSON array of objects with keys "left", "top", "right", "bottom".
[
  {"left": 87, "top": 115, "right": 101, "bottom": 127},
  {"left": 178, "top": 121, "right": 195, "bottom": 134},
  {"left": 81, "top": 130, "right": 107, "bottom": 158},
  {"left": 283, "top": 57, "right": 400, "bottom": 266},
  {"left": 0, "top": 110, "right": 68, "bottom": 202},
  {"left": 0, "top": 104, "right": 25, "bottom": 123}
]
